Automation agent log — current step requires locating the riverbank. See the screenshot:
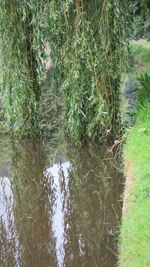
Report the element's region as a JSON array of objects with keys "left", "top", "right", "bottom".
[
  {"left": 119, "top": 40, "right": 150, "bottom": 267},
  {"left": 119, "top": 103, "right": 150, "bottom": 266}
]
